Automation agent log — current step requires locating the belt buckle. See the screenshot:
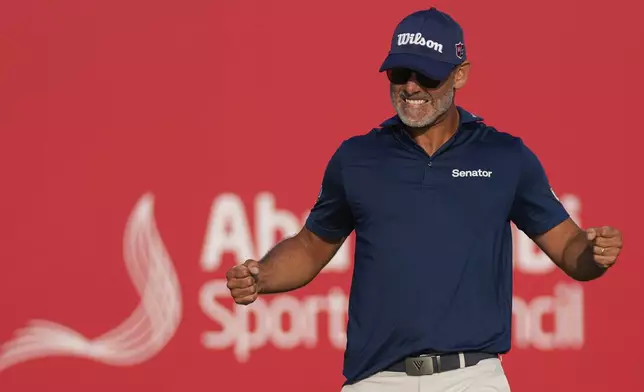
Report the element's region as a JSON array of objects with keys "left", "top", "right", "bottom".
[{"left": 404, "top": 355, "right": 440, "bottom": 376}]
